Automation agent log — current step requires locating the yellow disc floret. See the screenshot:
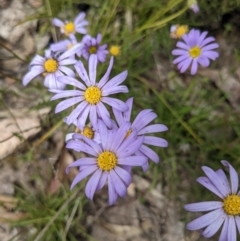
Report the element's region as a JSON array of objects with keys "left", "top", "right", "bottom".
[
  {"left": 89, "top": 46, "right": 97, "bottom": 54},
  {"left": 84, "top": 86, "right": 102, "bottom": 105},
  {"left": 81, "top": 126, "right": 94, "bottom": 139},
  {"left": 223, "top": 195, "right": 240, "bottom": 215},
  {"left": 109, "top": 45, "right": 121, "bottom": 56},
  {"left": 176, "top": 25, "right": 188, "bottom": 38},
  {"left": 44, "top": 59, "right": 58, "bottom": 73},
  {"left": 63, "top": 22, "right": 75, "bottom": 35},
  {"left": 97, "top": 151, "right": 117, "bottom": 171},
  {"left": 189, "top": 46, "right": 201, "bottom": 58}
]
